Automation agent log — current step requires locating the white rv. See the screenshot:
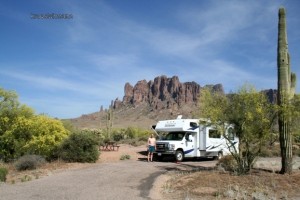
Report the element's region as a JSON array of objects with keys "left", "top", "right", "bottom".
[{"left": 153, "top": 116, "right": 239, "bottom": 162}]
